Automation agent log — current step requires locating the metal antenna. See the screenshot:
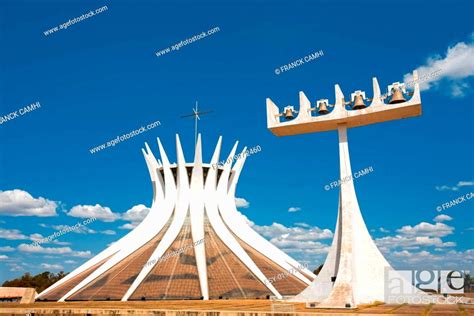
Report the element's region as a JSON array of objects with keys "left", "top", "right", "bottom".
[{"left": 180, "top": 101, "right": 213, "bottom": 146}]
